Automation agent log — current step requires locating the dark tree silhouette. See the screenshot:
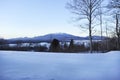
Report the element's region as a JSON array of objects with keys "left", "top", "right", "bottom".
[
  {"left": 49, "top": 39, "right": 60, "bottom": 52},
  {"left": 68, "top": 39, "right": 74, "bottom": 52}
]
